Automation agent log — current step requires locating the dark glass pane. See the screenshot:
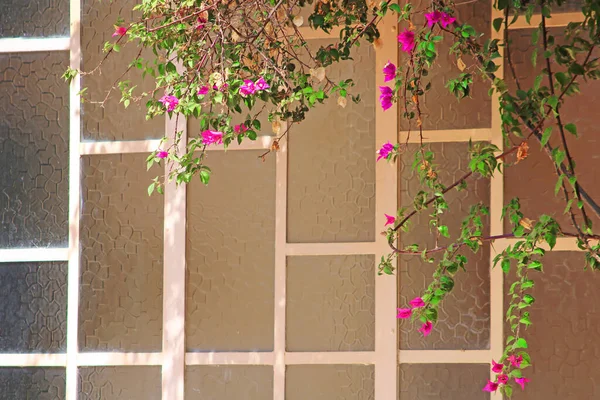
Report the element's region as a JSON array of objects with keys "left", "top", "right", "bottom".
[
  {"left": 0, "top": 0, "right": 69, "bottom": 38},
  {"left": 81, "top": 0, "right": 164, "bottom": 141},
  {"left": 286, "top": 365, "right": 374, "bottom": 400},
  {"left": 186, "top": 151, "right": 275, "bottom": 352},
  {"left": 80, "top": 154, "right": 163, "bottom": 352},
  {"left": 185, "top": 366, "right": 273, "bottom": 399},
  {"left": 287, "top": 255, "right": 375, "bottom": 351},
  {"left": 0, "top": 367, "right": 65, "bottom": 399},
  {"left": 399, "top": 364, "right": 489, "bottom": 400},
  {"left": 0, "top": 52, "right": 69, "bottom": 248},
  {"left": 0, "top": 262, "right": 67, "bottom": 353},
  {"left": 78, "top": 367, "right": 160, "bottom": 400},
  {"left": 398, "top": 143, "right": 490, "bottom": 350}
]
